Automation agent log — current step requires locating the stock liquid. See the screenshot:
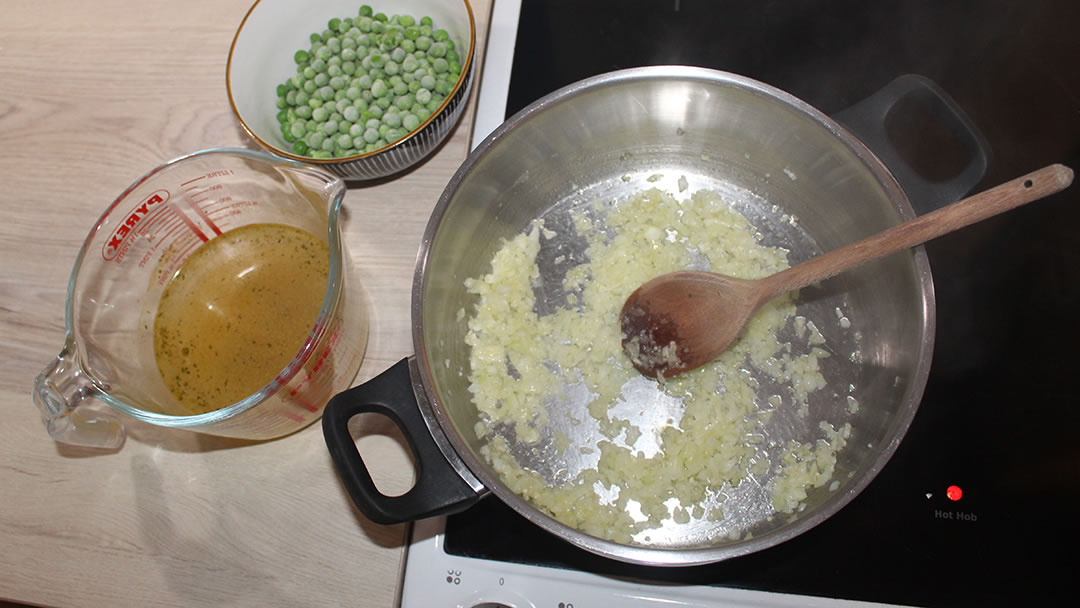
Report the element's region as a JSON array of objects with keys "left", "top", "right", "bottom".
[{"left": 153, "top": 223, "right": 329, "bottom": 414}]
